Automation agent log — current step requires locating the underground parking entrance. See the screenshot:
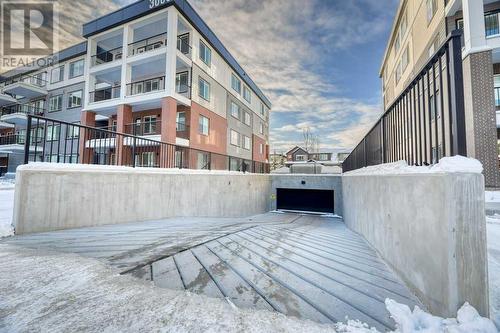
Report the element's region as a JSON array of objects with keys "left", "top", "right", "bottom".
[{"left": 276, "top": 188, "right": 334, "bottom": 214}]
